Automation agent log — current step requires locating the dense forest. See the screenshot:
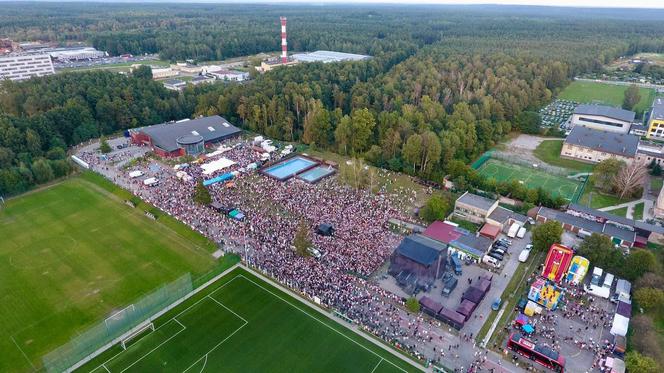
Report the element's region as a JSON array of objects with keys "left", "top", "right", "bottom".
[{"left": 3, "top": 3, "right": 664, "bottom": 200}]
